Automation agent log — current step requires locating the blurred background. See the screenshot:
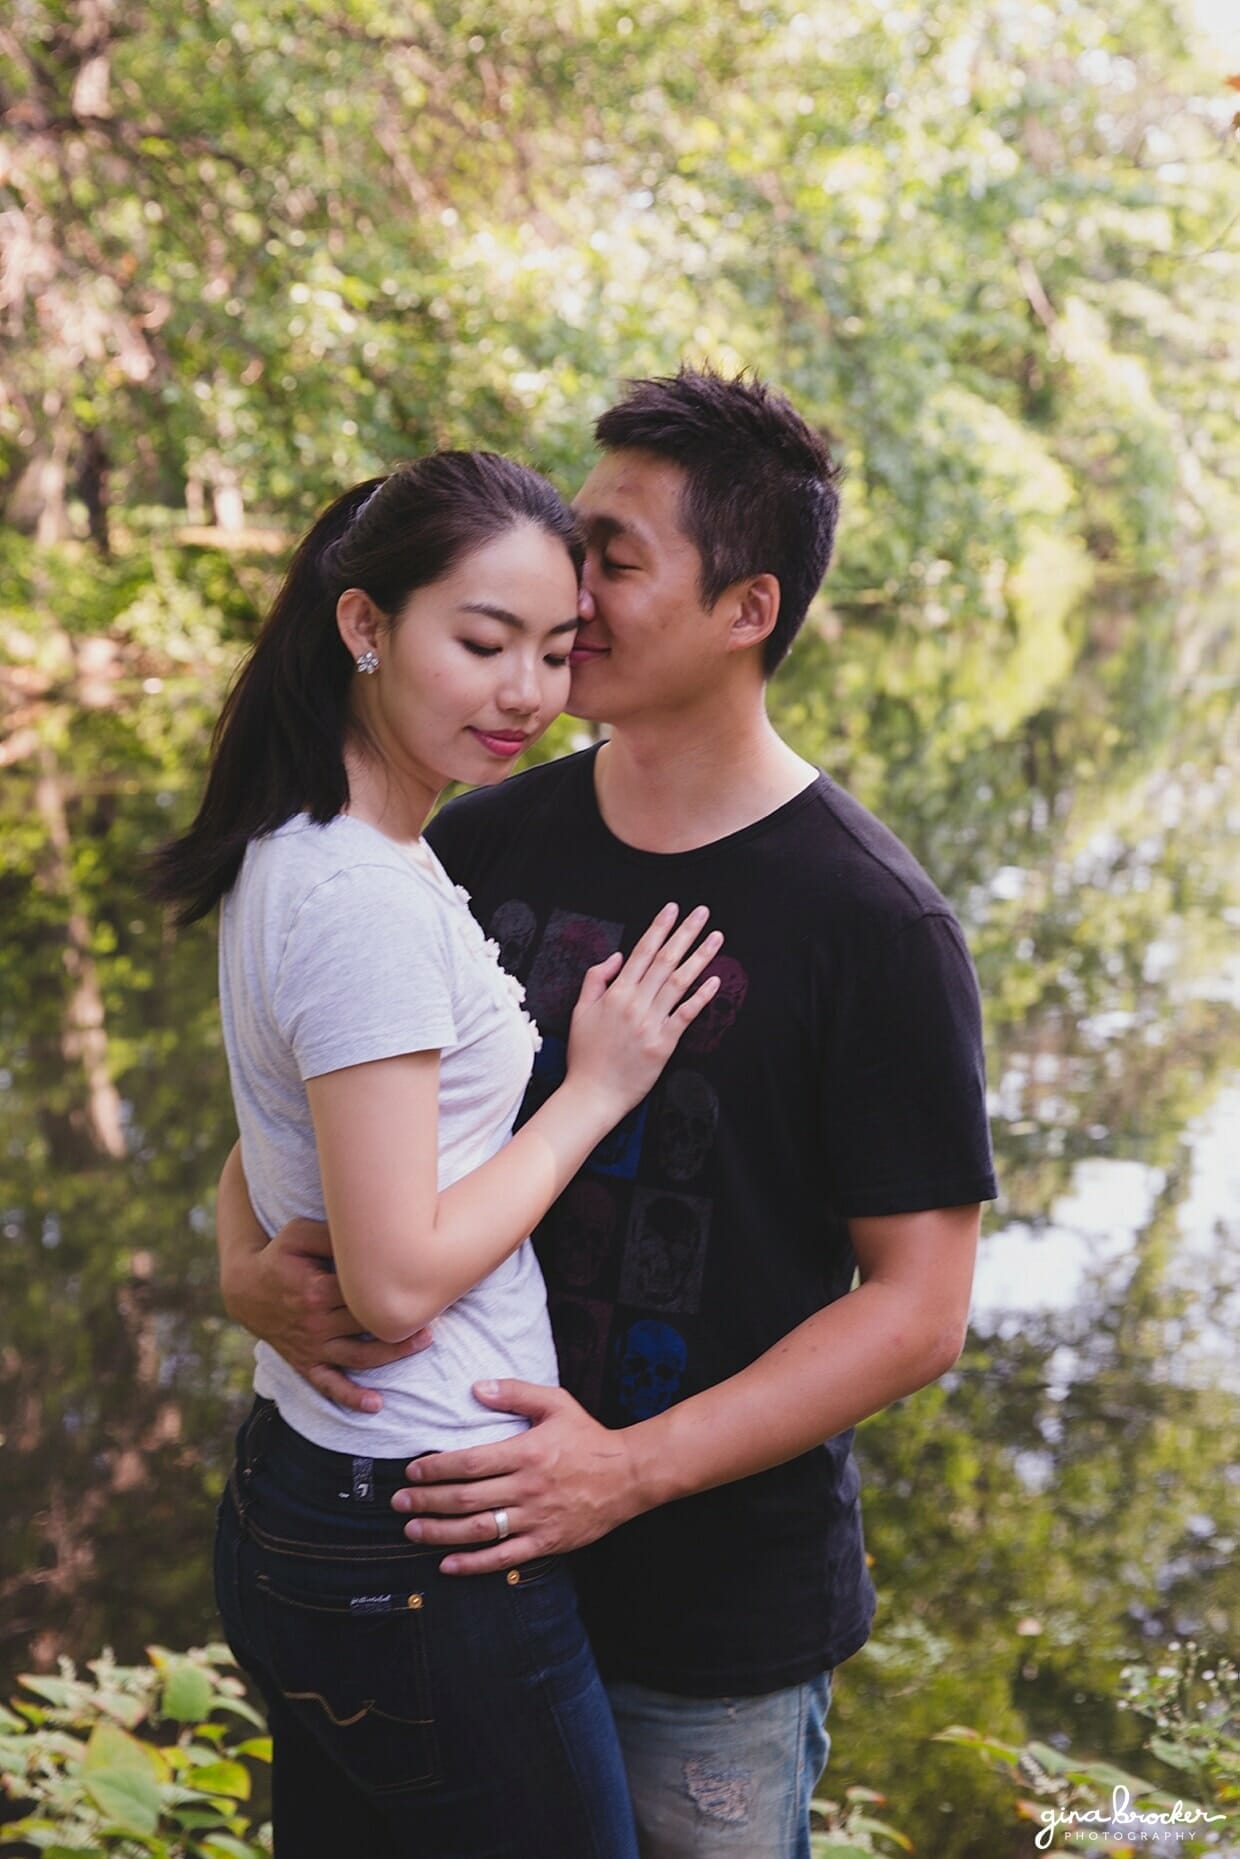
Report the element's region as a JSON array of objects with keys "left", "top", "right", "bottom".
[{"left": 1, "top": 0, "right": 1237, "bottom": 1850}]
